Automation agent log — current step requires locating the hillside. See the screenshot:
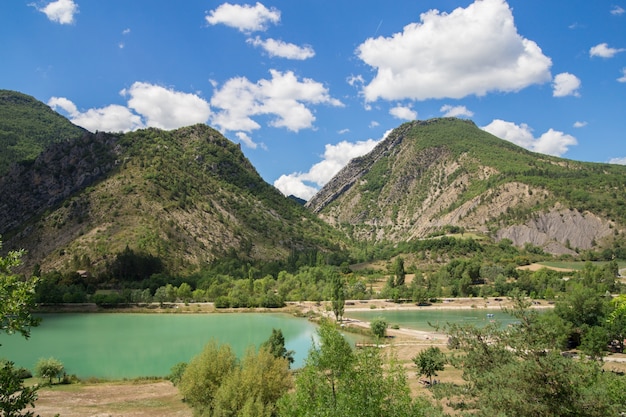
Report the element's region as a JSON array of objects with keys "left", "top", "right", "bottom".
[
  {"left": 306, "top": 118, "right": 626, "bottom": 254},
  {"left": 1, "top": 124, "right": 346, "bottom": 275},
  {"left": 0, "top": 90, "right": 85, "bottom": 176}
]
